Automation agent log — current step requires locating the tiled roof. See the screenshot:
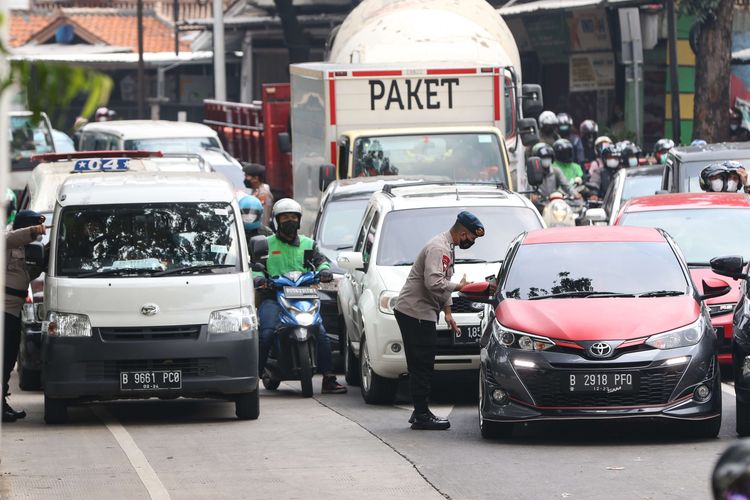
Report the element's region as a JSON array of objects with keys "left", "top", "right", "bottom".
[{"left": 10, "top": 9, "right": 191, "bottom": 52}]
